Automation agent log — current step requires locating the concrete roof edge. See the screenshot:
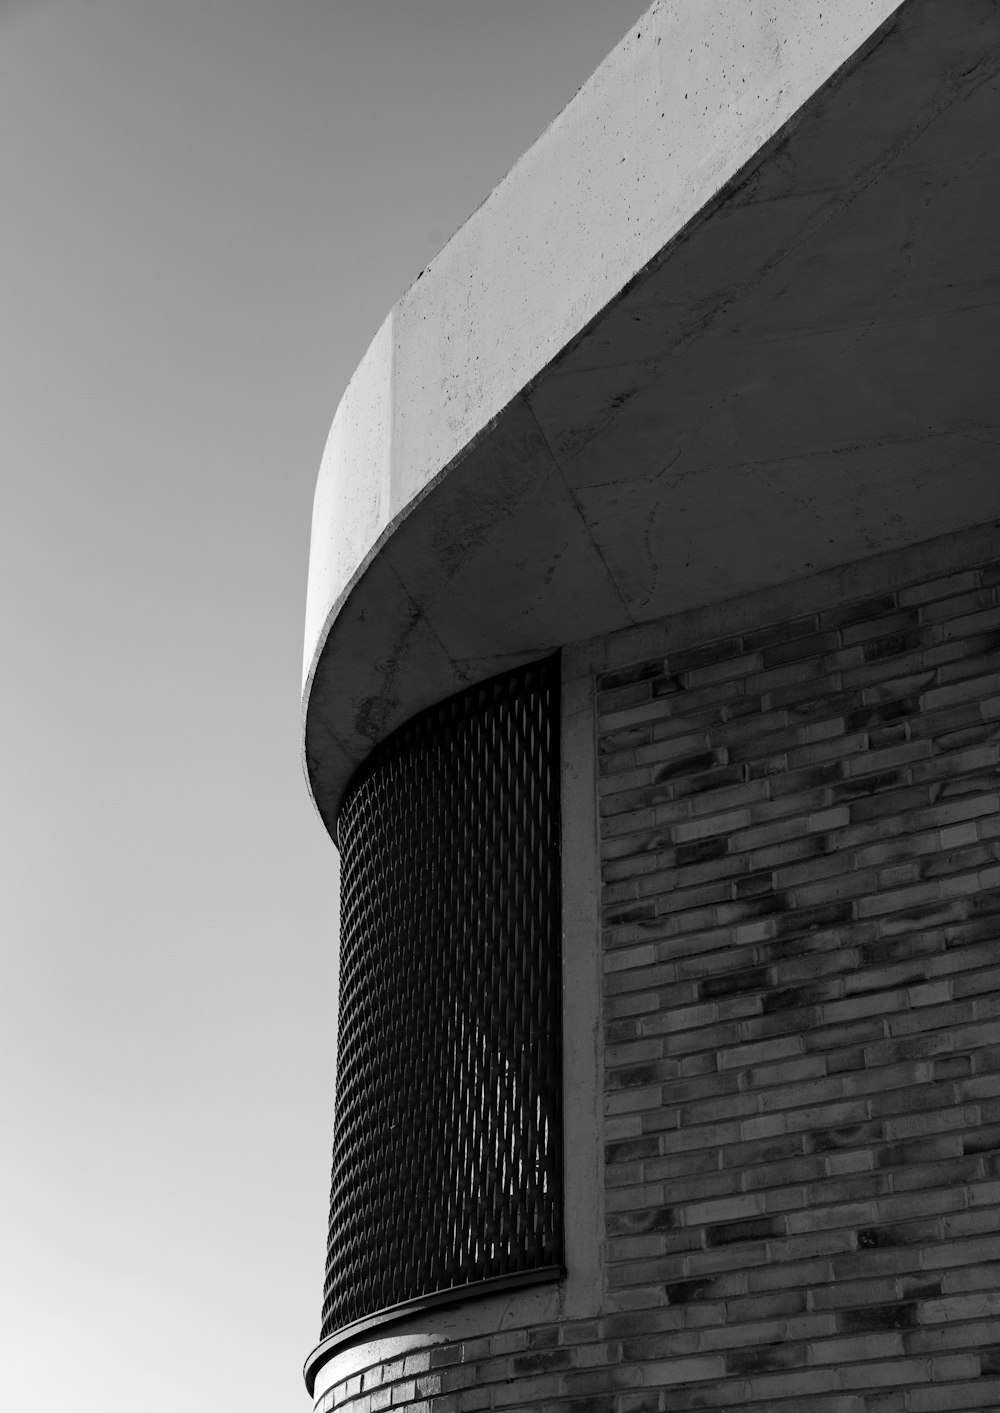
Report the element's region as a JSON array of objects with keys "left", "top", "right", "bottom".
[{"left": 301, "top": 0, "right": 908, "bottom": 758}]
